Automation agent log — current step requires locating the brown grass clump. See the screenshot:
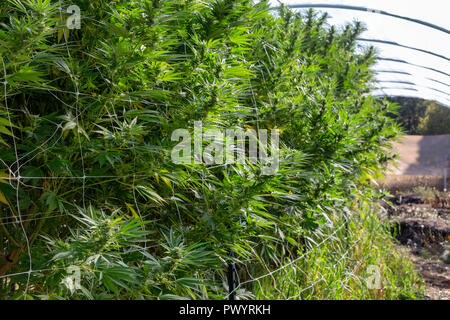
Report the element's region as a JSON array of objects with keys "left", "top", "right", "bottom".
[{"left": 378, "top": 175, "right": 448, "bottom": 192}]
